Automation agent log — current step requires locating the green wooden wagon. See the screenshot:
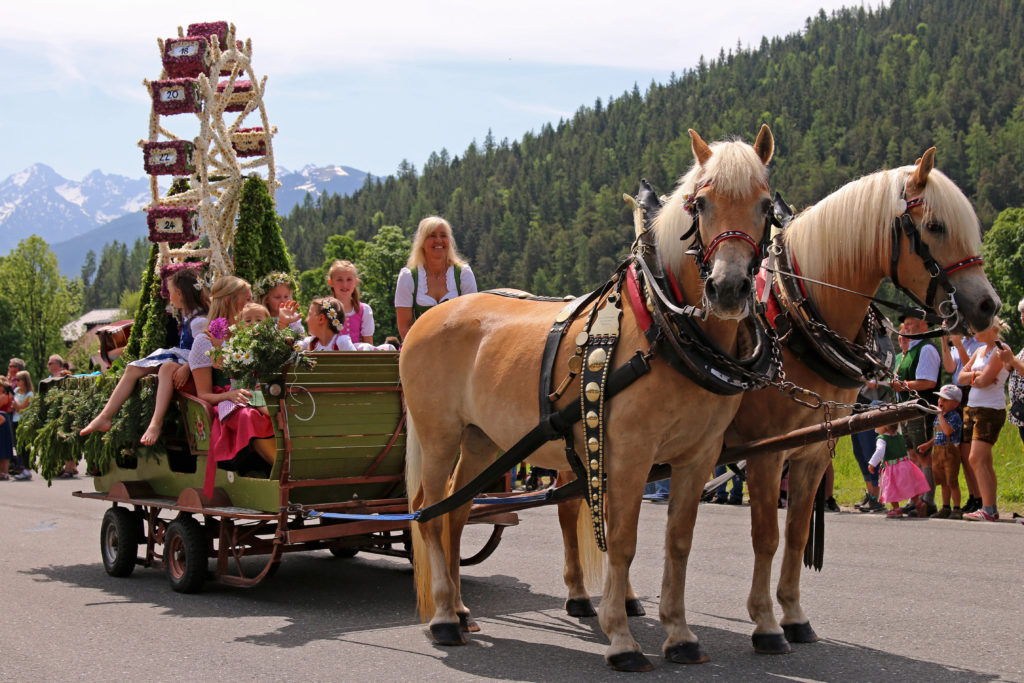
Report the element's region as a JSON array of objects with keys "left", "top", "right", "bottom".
[{"left": 74, "top": 352, "right": 518, "bottom": 593}]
